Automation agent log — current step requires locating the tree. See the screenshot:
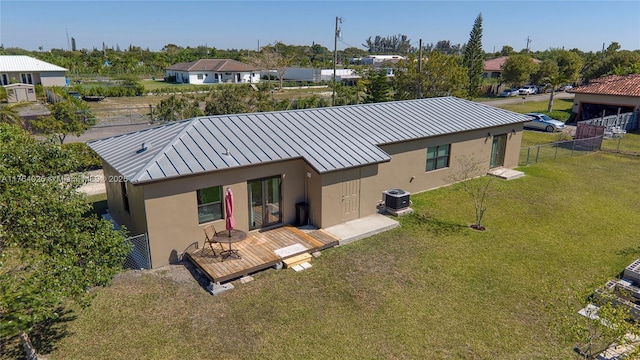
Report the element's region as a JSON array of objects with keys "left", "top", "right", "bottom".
[
  {"left": 30, "top": 99, "right": 91, "bottom": 144},
  {"left": 393, "top": 52, "right": 467, "bottom": 100},
  {"left": 501, "top": 54, "right": 539, "bottom": 87},
  {"left": 556, "top": 50, "right": 583, "bottom": 84},
  {"left": 155, "top": 95, "right": 192, "bottom": 121},
  {"left": 500, "top": 45, "right": 515, "bottom": 56},
  {"left": 363, "top": 34, "right": 413, "bottom": 54},
  {"left": 249, "top": 43, "right": 294, "bottom": 90},
  {"left": 0, "top": 123, "right": 130, "bottom": 358},
  {"left": 462, "top": 13, "right": 485, "bottom": 98},
  {"left": 446, "top": 155, "right": 498, "bottom": 230},
  {"left": 204, "top": 85, "right": 251, "bottom": 115},
  {"left": 363, "top": 69, "right": 391, "bottom": 103},
  {"left": 550, "top": 282, "right": 640, "bottom": 359},
  {"left": 543, "top": 73, "right": 569, "bottom": 112},
  {"left": 0, "top": 103, "right": 24, "bottom": 127}
]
